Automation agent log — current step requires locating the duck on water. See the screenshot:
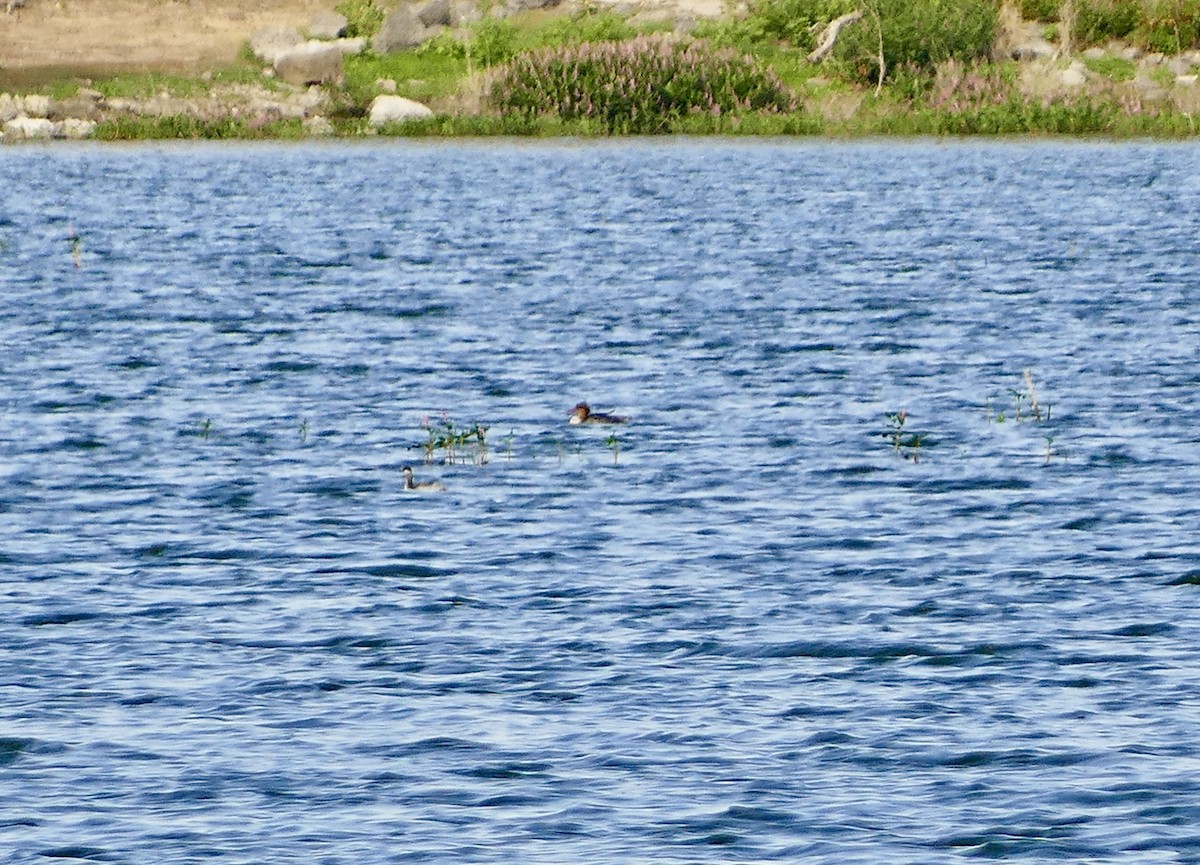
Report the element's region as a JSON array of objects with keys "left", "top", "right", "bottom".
[
  {"left": 569, "top": 402, "right": 628, "bottom": 425},
  {"left": 401, "top": 465, "right": 446, "bottom": 491}
]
